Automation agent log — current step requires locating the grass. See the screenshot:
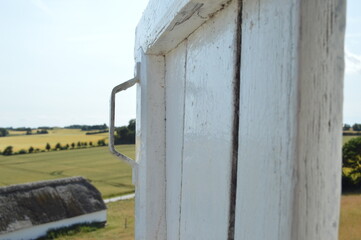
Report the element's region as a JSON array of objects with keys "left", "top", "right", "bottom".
[
  {"left": 0, "top": 131, "right": 136, "bottom": 239},
  {"left": 0, "top": 145, "right": 134, "bottom": 198},
  {"left": 43, "top": 200, "right": 134, "bottom": 240},
  {"left": 339, "top": 194, "right": 361, "bottom": 240},
  {"left": 50, "top": 194, "right": 361, "bottom": 240},
  {"left": 0, "top": 128, "right": 108, "bottom": 152},
  {"left": 39, "top": 223, "right": 105, "bottom": 239},
  {"left": 343, "top": 135, "right": 360, "bottom": 145}
]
